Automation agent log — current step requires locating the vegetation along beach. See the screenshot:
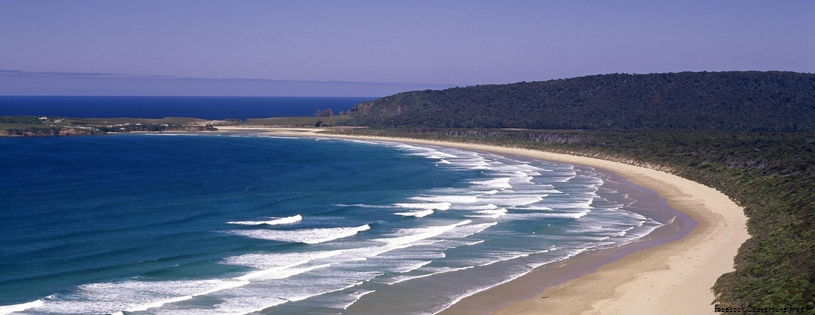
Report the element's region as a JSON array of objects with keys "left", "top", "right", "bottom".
[
  {"left": 3, "top": 71, "right": 814, "bottom": 314},
  {"left": 2, "top": 1, "right": 814, "bottom": 314}
]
